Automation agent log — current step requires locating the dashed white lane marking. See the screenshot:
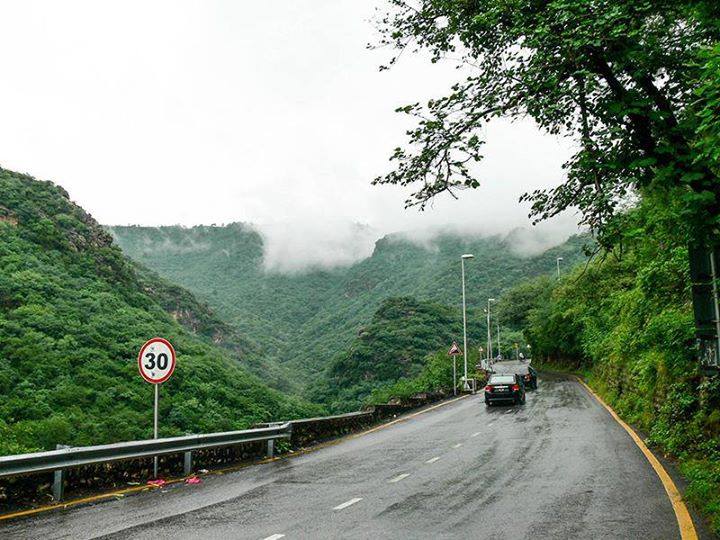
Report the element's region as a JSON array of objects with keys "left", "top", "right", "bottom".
[
  {"left": 425, "top": 457, "right": 440, "bottom": 464},
  {"left": 504, "top": 409, "right": 513, "bottom": 414},
  {"left": 471, "top": 431, "right": 481, "bottom": 437},
  {"left": 452, "top": 443, "right": 463, "bottom": 449},
  {"left": 388, "top": 473, "right": 410, "bottom": 483},
  {"left": 262, "top": 535, "right": 285, "bottom": 540},
  {"left": 333, "top": 498, "right": 363, "bottom": 511}
]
